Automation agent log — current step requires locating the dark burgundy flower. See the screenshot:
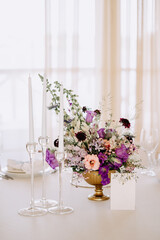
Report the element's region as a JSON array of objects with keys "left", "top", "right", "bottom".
[
  {"left": 125, "top": 134, "right": 134, "bottom": 143},
  {"left": 94, "top": 109, "right": 101, "bottom": 115},
  {"left": 97, "top": 128, "right": 105, "bottom": 139},
  {"left": 54, "top": 139, "right": 59, "bottom": 147},
  {"left": 75, "top": 131, "right": 86, "bottom": 141},
  {"left": 82, "top": 106, "right": 87, "bottom": 112},
  {"left": 119, "top": 118, "right": 131, "bottom": 128}
]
